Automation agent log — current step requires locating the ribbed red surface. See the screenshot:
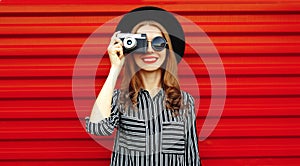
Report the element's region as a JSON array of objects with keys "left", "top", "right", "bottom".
[{"left": 1, "top": 1, "right": 300, "bottom": 165}]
